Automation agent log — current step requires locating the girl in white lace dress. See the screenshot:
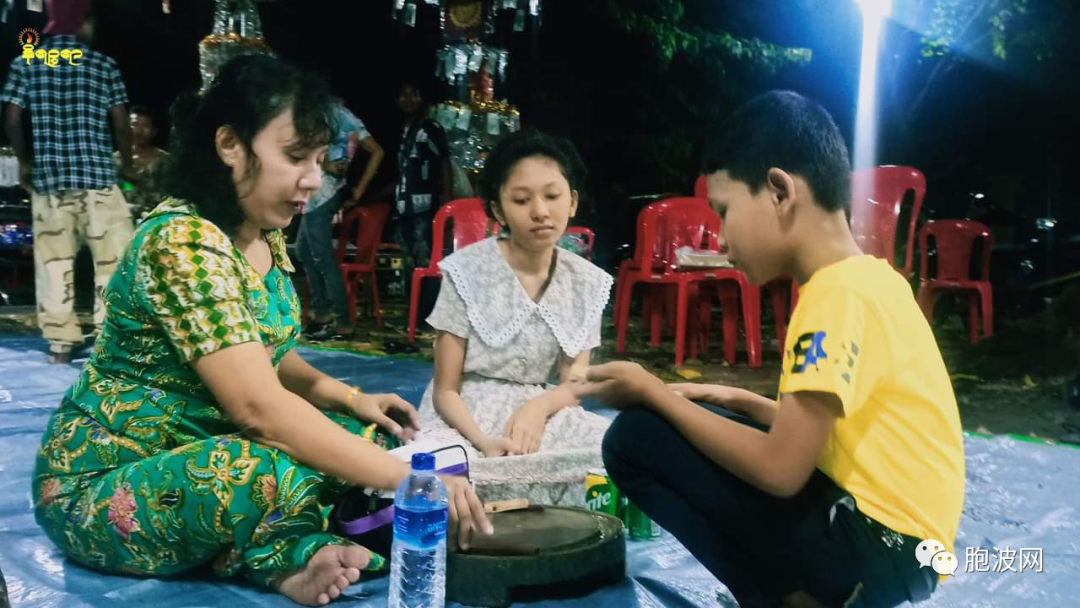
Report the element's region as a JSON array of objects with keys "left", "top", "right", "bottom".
[{"left": 417, "top": 129, "right": 613, "bottom": 506}]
